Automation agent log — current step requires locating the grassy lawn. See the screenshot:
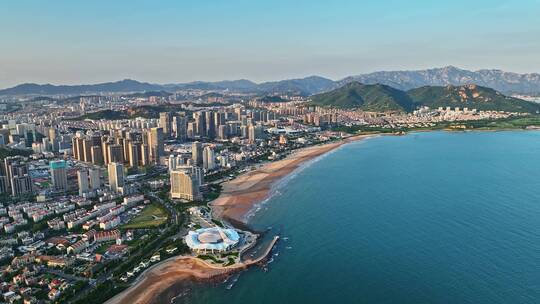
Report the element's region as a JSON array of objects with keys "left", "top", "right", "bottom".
[{"left": 122, "top": 203, "right": 169, "bottom": 229}]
